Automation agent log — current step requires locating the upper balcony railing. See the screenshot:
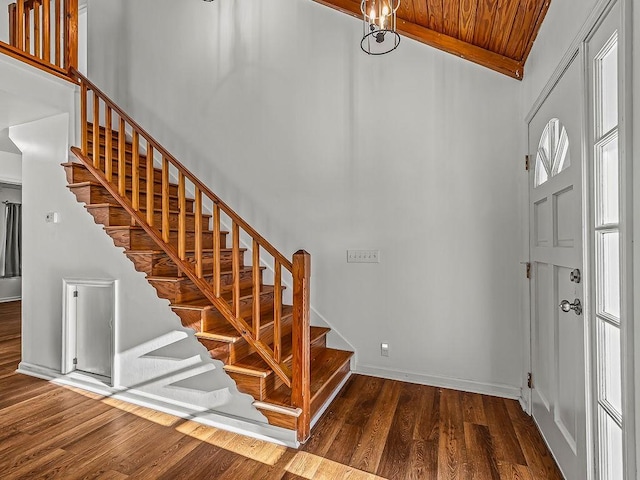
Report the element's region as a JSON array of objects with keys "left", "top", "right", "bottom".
[{"left": 2, "top": 0, "right": 77, "bottom": 81}]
